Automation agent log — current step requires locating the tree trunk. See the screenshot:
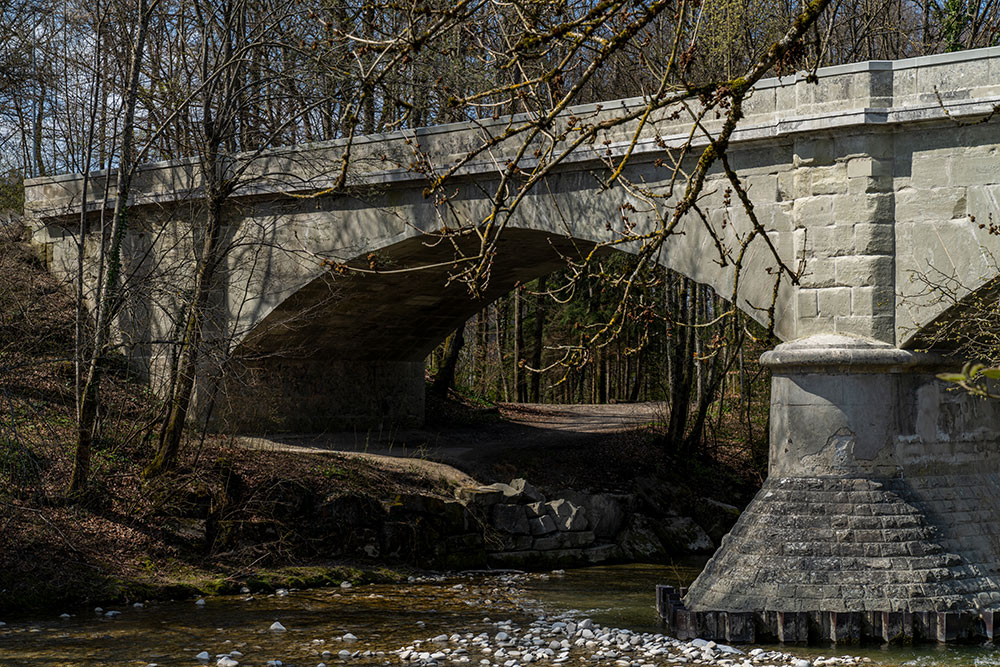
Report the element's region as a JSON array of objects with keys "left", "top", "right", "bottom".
[
  {"left": 666, "top": 277, "right": 692, "bottom": 448},
  {"left": 514, "top": 285, "right": 527, "bottom": 402},
  {"left": 529, "top": 275, "right": 547, "bottom": 402},
  {"left": 32, "top": 79, "right": 46, "bottom": 177},
  {"left": 432, "top": 324, "right": 465, "bottom": 397},
  {"left": 628, "top": 348, "right": 642, "bottom": 402},
  {"left": 597, "top": 348, "right": 608, "bottom": 403},
  {"left": 146, "top": 187, "right": 225, "bottom": 478}
]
